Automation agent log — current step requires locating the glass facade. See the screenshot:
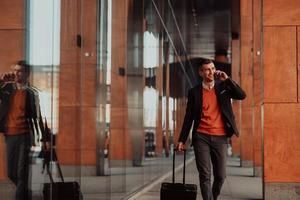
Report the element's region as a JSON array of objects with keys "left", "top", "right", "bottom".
[{"left": 23, "top": 0, "right": 197, "bottom": 199}]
